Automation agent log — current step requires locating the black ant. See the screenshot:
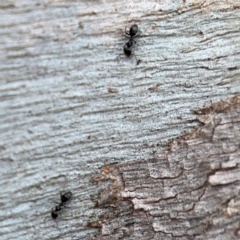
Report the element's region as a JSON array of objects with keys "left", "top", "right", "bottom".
[
  {"left": 124, "top": 24, "right": 141, "bottom": 65},
  {"left": 45, "top": 191, "right": 72, "bottom": 232},
  {"left": 51, "top": 192, "right": 72, "bottom": 218}
]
